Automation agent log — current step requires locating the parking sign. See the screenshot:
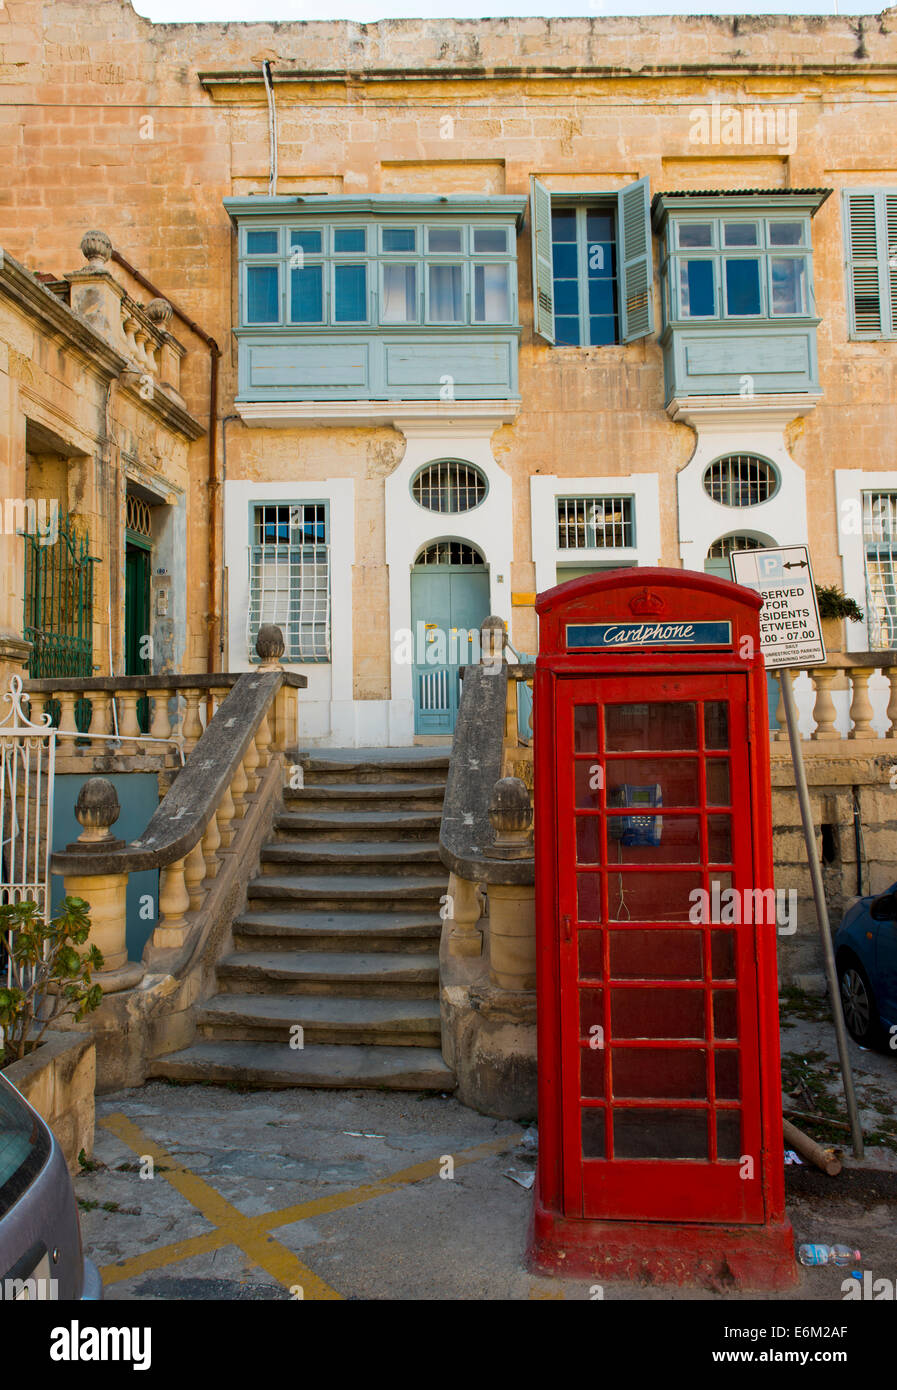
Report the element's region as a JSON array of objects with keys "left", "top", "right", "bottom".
[{"left": 729, "top": 544, "right": 826, "bottom": 668}]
